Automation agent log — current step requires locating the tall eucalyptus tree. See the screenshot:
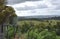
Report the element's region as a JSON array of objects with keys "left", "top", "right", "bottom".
[{"left": 0, "top": 0, "right": 17, "bottom": 39}]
